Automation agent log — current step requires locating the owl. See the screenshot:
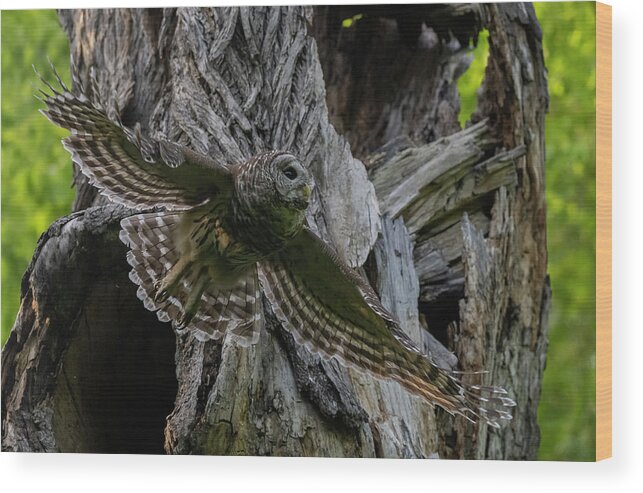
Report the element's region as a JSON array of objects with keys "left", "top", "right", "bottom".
[{"left": 37, "top": 67, "right": 515, "bottom": 427}]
